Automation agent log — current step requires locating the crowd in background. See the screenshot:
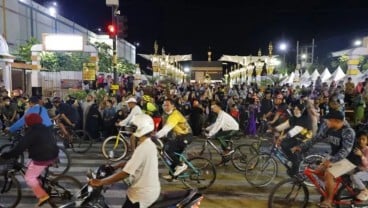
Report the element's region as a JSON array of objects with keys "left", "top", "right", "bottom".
[{"left": 0, "top": 76, "right": 367, "bottom": 141}]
